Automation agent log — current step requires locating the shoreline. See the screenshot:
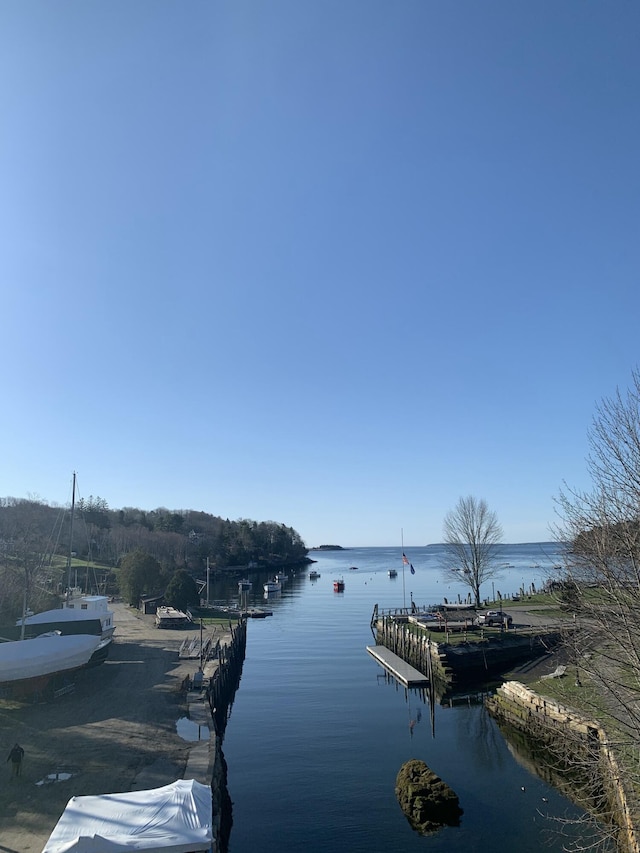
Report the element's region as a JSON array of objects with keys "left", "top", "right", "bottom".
[{"left": 0, "top": 602, "right": 232, "bottom": 852}]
